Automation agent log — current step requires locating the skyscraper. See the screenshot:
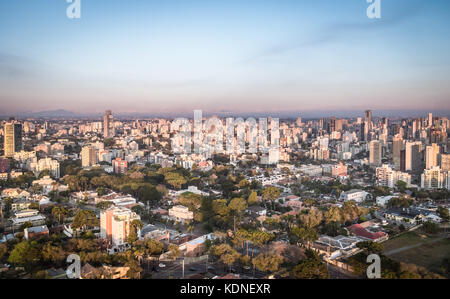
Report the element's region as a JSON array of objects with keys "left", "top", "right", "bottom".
[
  {"left": 393, "top": 135, "right": 403, "bottom": 170},
  {"left": 425, "top": 143, "right": 440, "bottom": 169},
  {"left": 405, "top": 141, "right": 422, "bottom": 174},
  {"left": 428, "top": 112, "right": 433, "bottom": 128},
  {"left": 364, "top": 110, "right": 372, "bottom": 141},
  {"left": 4, "top": 120, "right": 22, "bottom": 157},
  {"left": 81, "top": 145, "right": 97, "bottom": 167},
  {"left": 369, "top": 140, "right": 382, "bottom": 166},
  {"left": 441, "top": 154, "right": 450, "bottom": 172},
  {"left": 104, "top": 110, "right": 114, "bottom": 138}
]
